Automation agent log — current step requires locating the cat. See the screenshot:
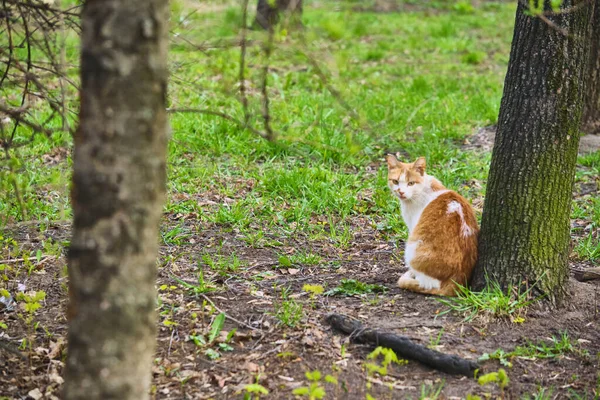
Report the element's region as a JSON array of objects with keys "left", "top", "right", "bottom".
[{"left": 385, "top": 154, "right": 479, "bottom": 296}]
